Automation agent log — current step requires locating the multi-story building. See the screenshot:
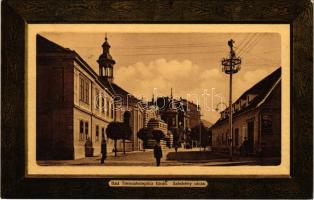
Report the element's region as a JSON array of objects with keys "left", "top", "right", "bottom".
[
  {"left": 36, "top": 34, "right": 146, "bottom": 159},
  {"left": 152, "top": 89, "right": 204, "bottom": 148},
  {"left": 184, "top": 100, "right": 201, "bottom": 129},
  {"left": 36, "top": 35, "right": 116, "bottom": 160},
  {"left": 211, "top": 67, "right": 281, "bottom": 158}
]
